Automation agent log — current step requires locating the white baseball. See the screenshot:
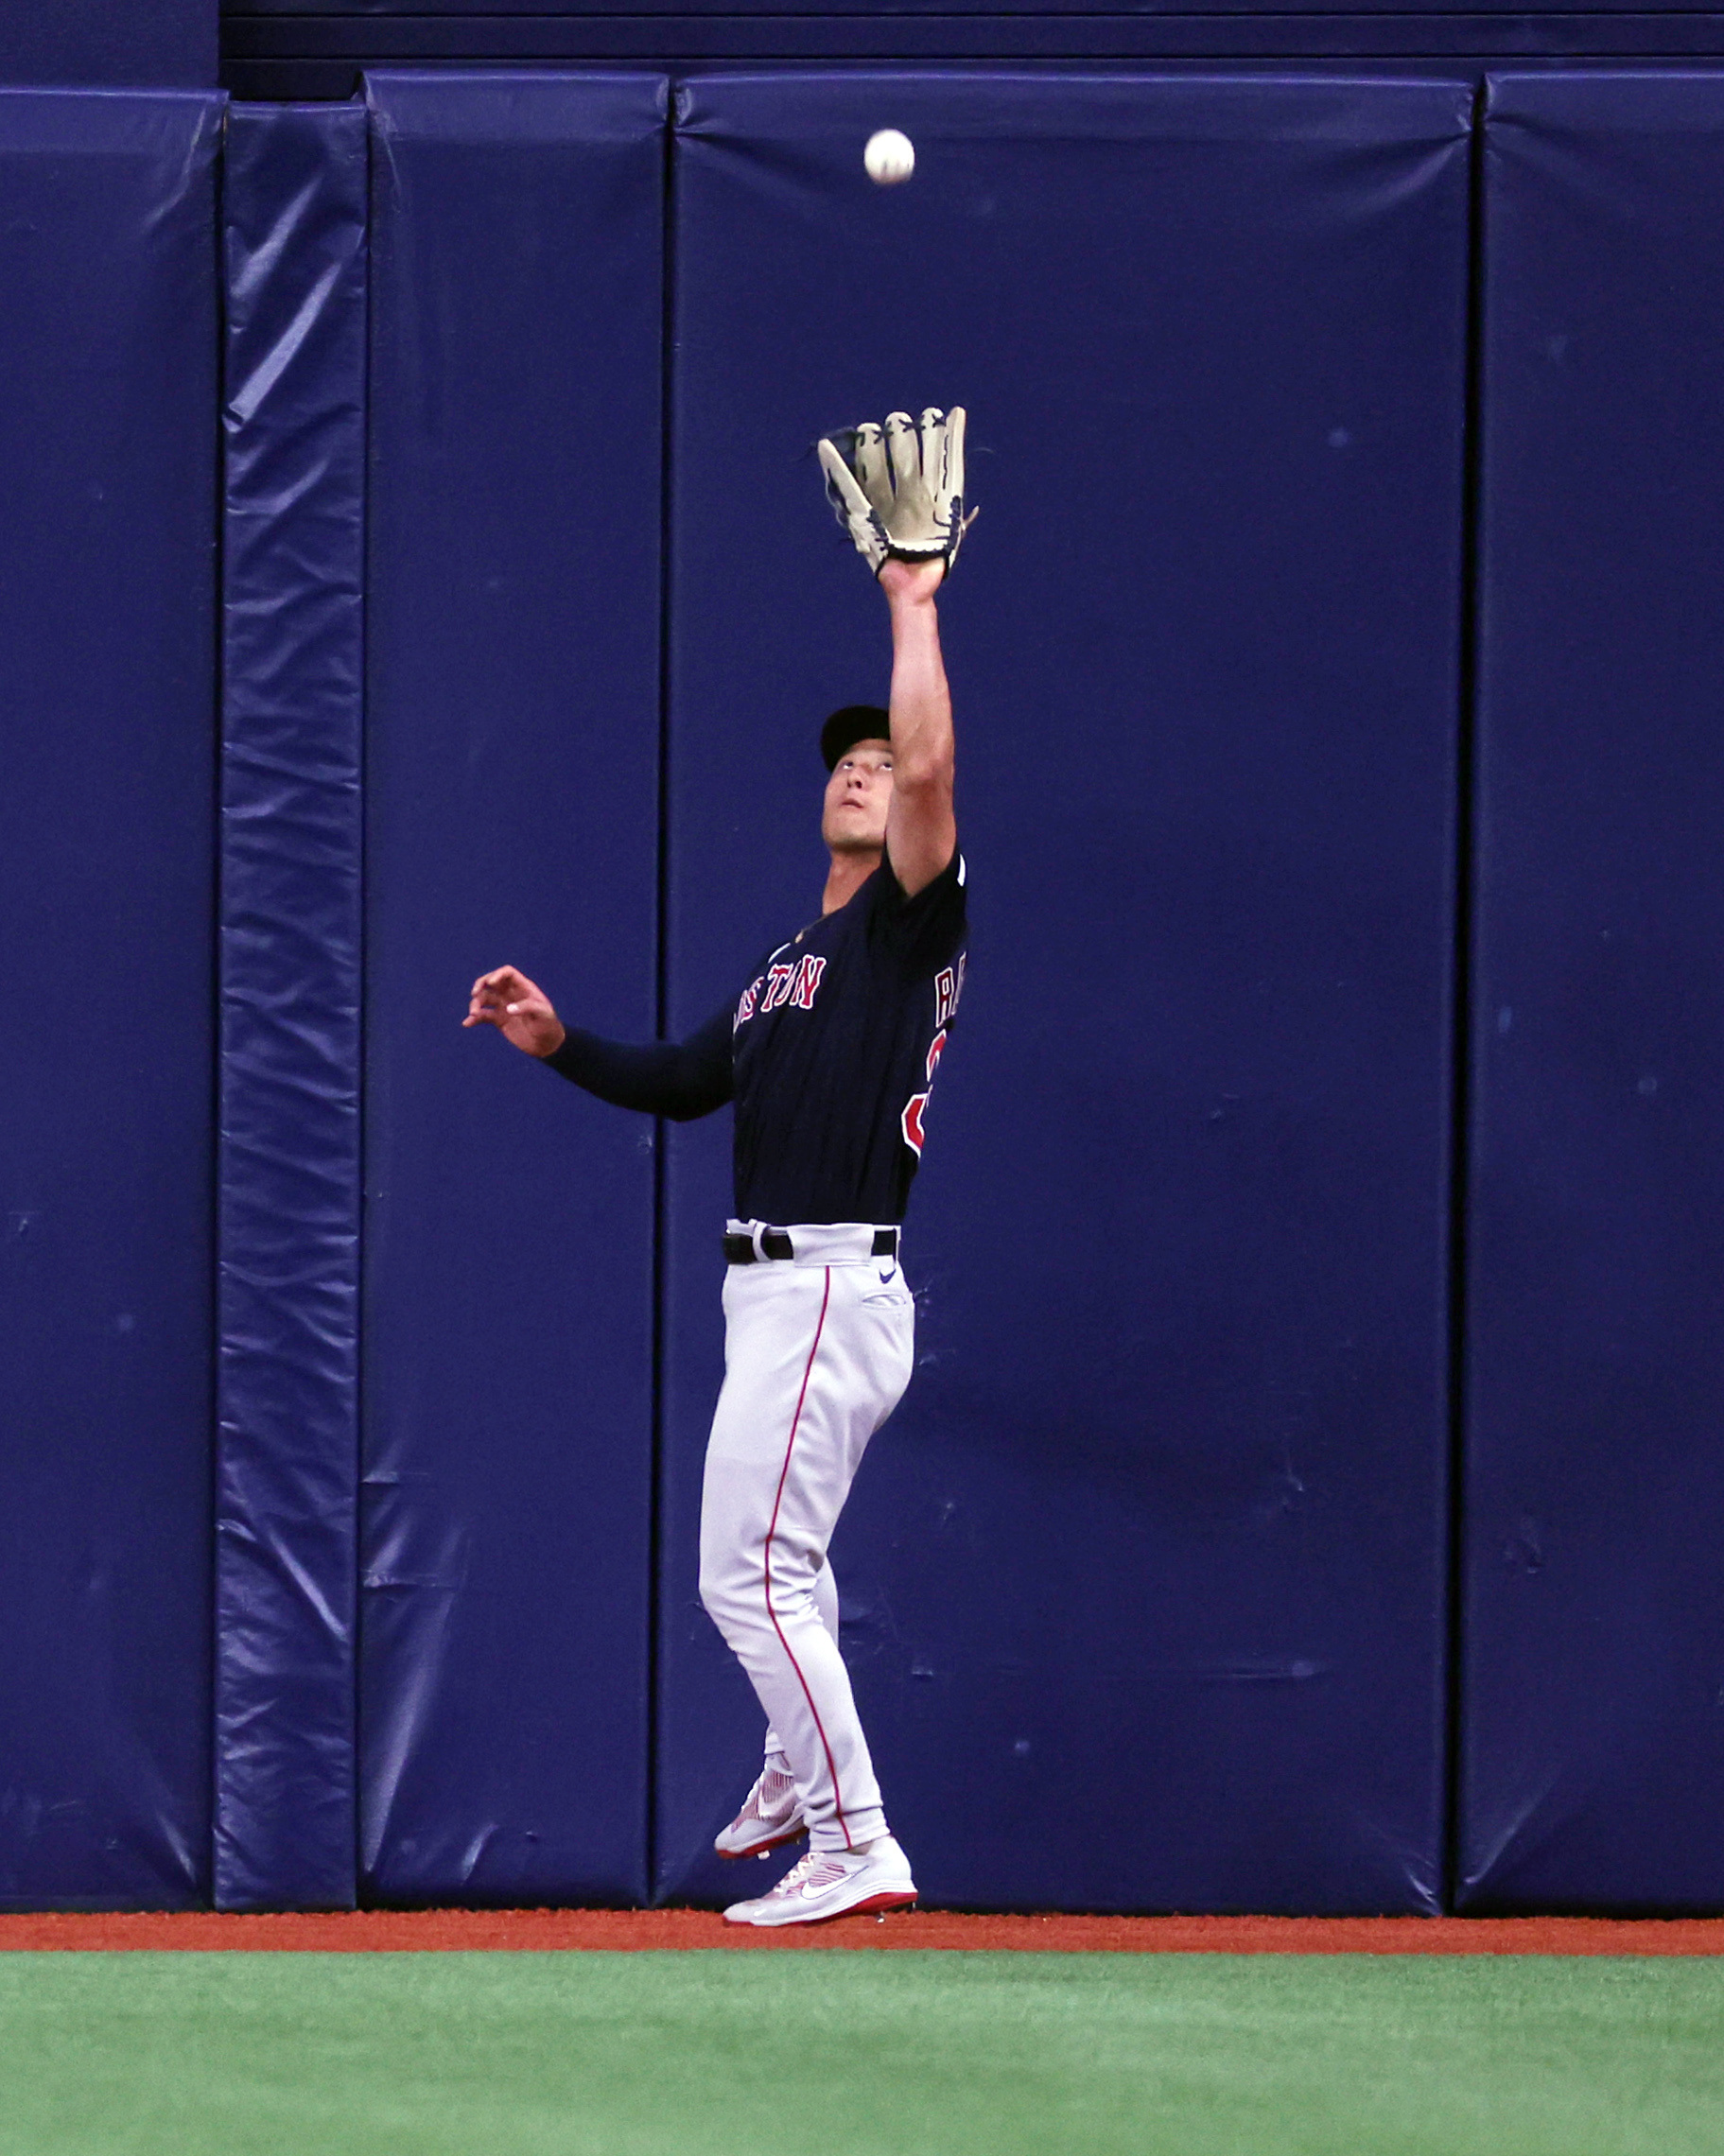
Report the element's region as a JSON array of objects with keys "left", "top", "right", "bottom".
[{"left": 864, "top": 129, "right": 915, "bottom": 186}]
